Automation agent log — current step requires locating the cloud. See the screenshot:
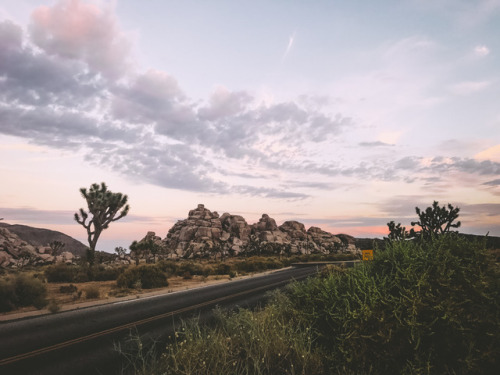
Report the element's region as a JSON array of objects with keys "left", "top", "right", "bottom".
[
  {"left": 449, "top": 80, "right": 491, "bottom": 95},
  {"left": 1, "top": 1, "right": 499, "bottom": 204},
  {"left": 0, "top": 206, "right": 75, "bottom": 224},
  {"left": 475, "top": 144, "right": 500, "bottom": 162},
  {"left": 483, "top": 179, "right": 500, "bottom": 186},
  {"left": 235, "top": 186, "right": 310, "bottom": 200},
  {"left": 29, "top": 0, "right": 131, "bottom": 79},
  {"left": 474, "top": 45, "right": 490, "bottom": 57},
  {"left": 359, "top": 141, "right": 394, "bottom": 147},
  {"left": 461, "top": 203, "right": 500, "bottom": 217}
]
